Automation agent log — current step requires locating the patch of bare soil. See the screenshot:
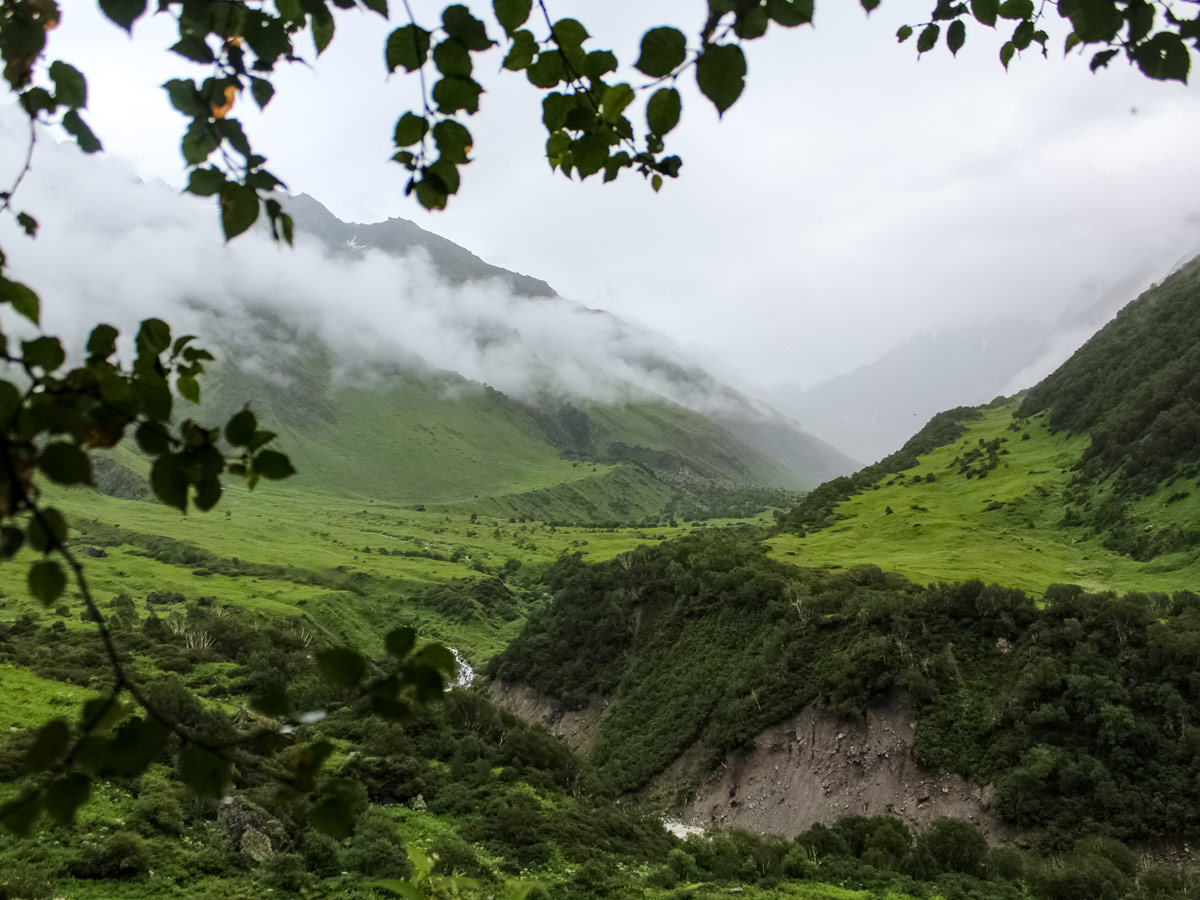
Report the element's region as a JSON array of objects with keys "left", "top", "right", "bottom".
[
  {"left": 659, "top": 694, "right": 1012, "bottom": 841},
  {"left": 486, "top": 679, "right": 606, "bottom": 752}
]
